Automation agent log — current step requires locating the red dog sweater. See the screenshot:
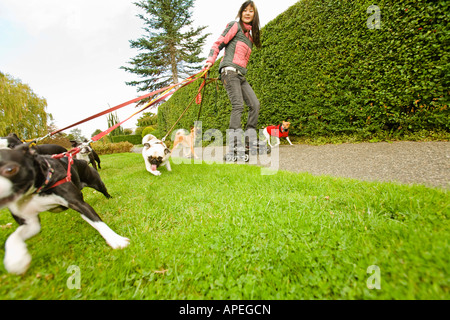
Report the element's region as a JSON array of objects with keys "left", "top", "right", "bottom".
[{"left": 266, "top": 124, "right": 289, "bottom": 138}]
